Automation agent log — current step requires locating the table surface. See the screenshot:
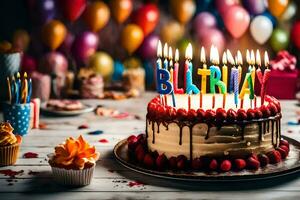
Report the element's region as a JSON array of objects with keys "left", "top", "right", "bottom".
[{"left": 0, "top": 92, "right": 300, "bottom": 200}]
